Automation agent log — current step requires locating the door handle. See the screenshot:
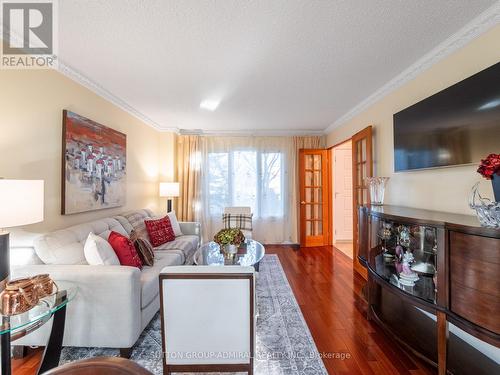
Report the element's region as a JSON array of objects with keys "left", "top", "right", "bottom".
[{"left": 300, "top": 201, "right": 306, "bottom": 205}]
